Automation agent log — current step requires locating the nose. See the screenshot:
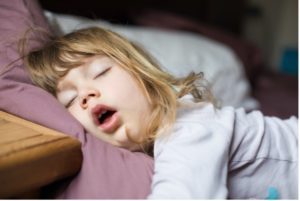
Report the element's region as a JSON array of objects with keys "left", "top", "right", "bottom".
[{"left": 80, "top": 89, "right": 100, "bottom": 109}]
